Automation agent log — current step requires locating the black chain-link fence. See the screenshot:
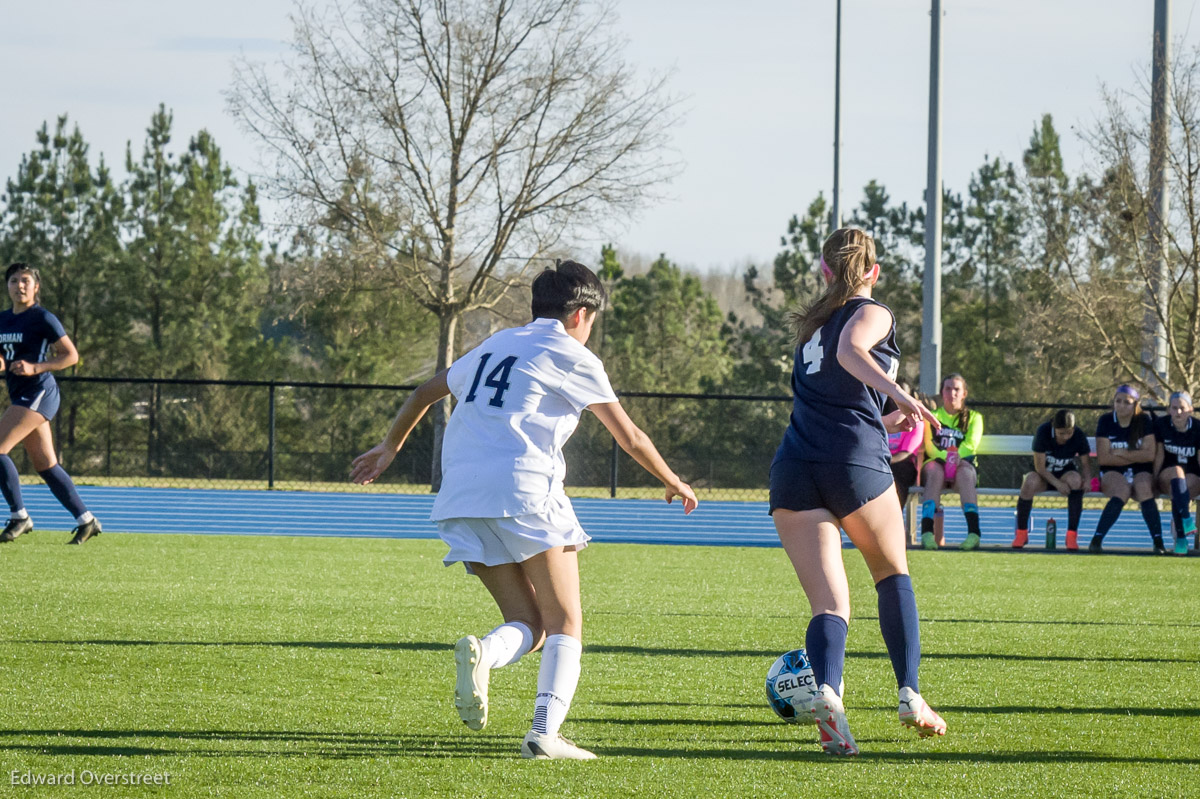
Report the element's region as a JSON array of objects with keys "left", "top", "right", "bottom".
[{"left": 24, "top": 376, "right": 1141, "bottom": 501}]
